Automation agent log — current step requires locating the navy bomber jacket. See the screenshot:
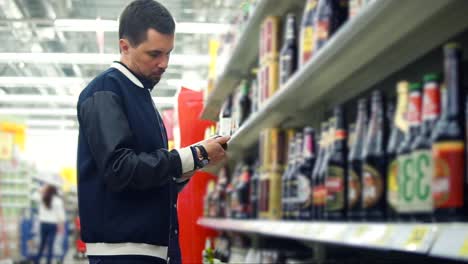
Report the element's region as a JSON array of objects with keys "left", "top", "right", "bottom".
[{"left": 77, "top": 62, "right": 195, "bottom": 263}]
